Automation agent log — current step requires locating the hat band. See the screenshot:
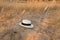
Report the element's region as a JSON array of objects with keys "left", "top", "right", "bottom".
[{"left": 22, "top": 23, "right": 31, "bottom": 26}]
